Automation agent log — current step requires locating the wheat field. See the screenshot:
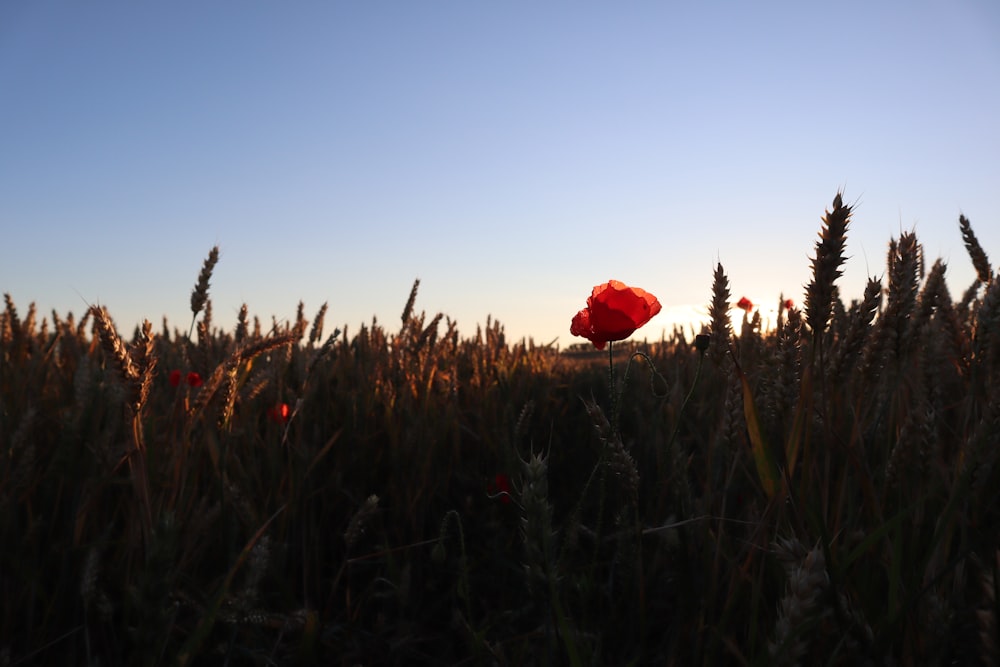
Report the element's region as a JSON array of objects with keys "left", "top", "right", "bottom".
[{"left": 1, "top": 193, "right": 998, "bottom": 665}]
